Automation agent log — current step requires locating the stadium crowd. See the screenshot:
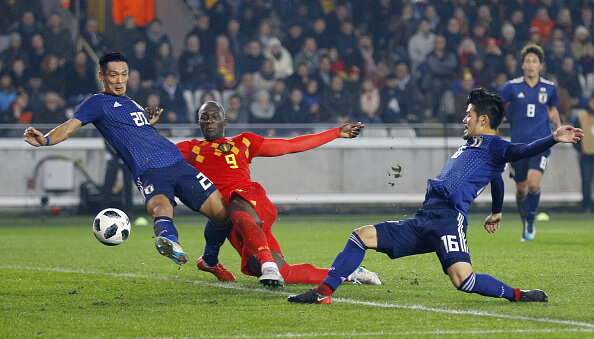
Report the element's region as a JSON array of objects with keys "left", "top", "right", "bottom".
[{"left": 1, "top": 0, "right": 594, "bottom": 136}]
